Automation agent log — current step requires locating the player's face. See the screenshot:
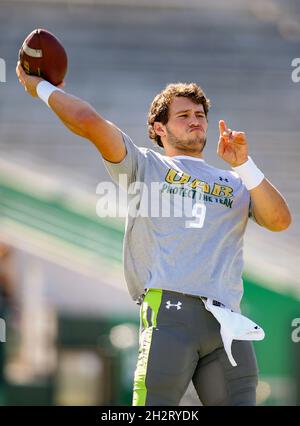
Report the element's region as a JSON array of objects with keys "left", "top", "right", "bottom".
[{"left": 164, "top": 97, "right": 208, "bottom": 154}]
